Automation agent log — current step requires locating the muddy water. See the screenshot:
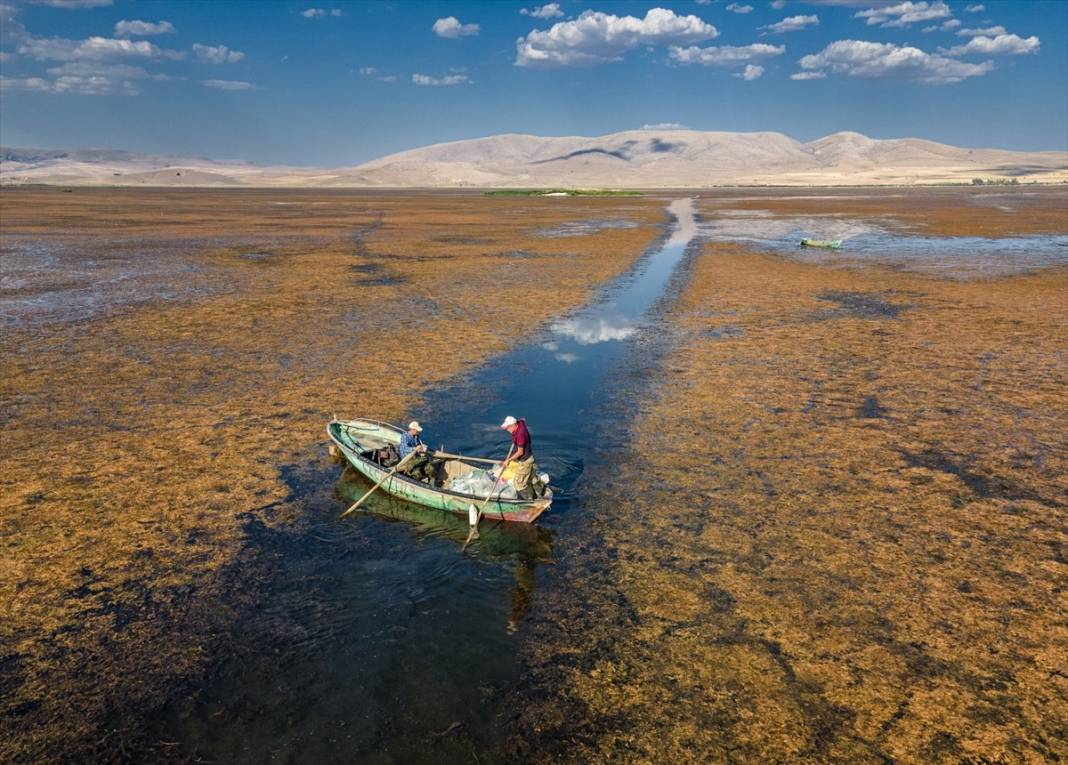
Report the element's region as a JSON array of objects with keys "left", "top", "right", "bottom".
[{"left": 150, "top": 199, "right": 698, "bottom": 762}]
